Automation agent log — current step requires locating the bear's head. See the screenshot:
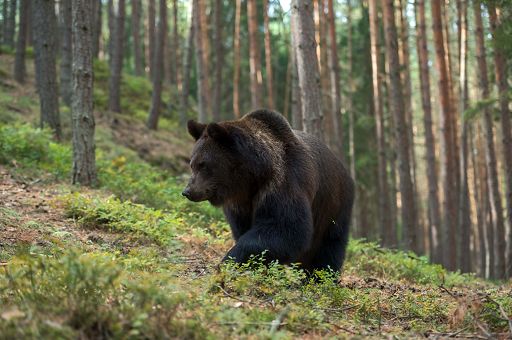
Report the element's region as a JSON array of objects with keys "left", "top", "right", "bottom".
[{"left": 183, "top": 120, "right": 243, "bottom": 206}]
